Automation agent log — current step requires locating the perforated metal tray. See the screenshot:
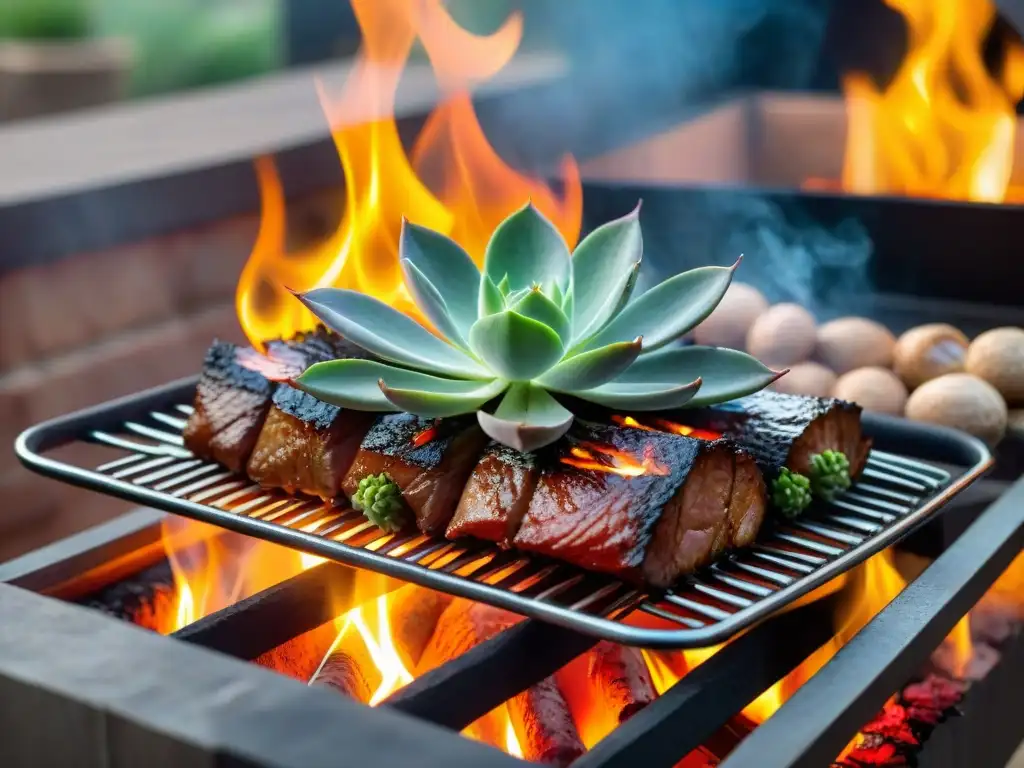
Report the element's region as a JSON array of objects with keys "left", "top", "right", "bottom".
[{"left": 15, "top": 377, "right": 992, "bottom": 648}]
